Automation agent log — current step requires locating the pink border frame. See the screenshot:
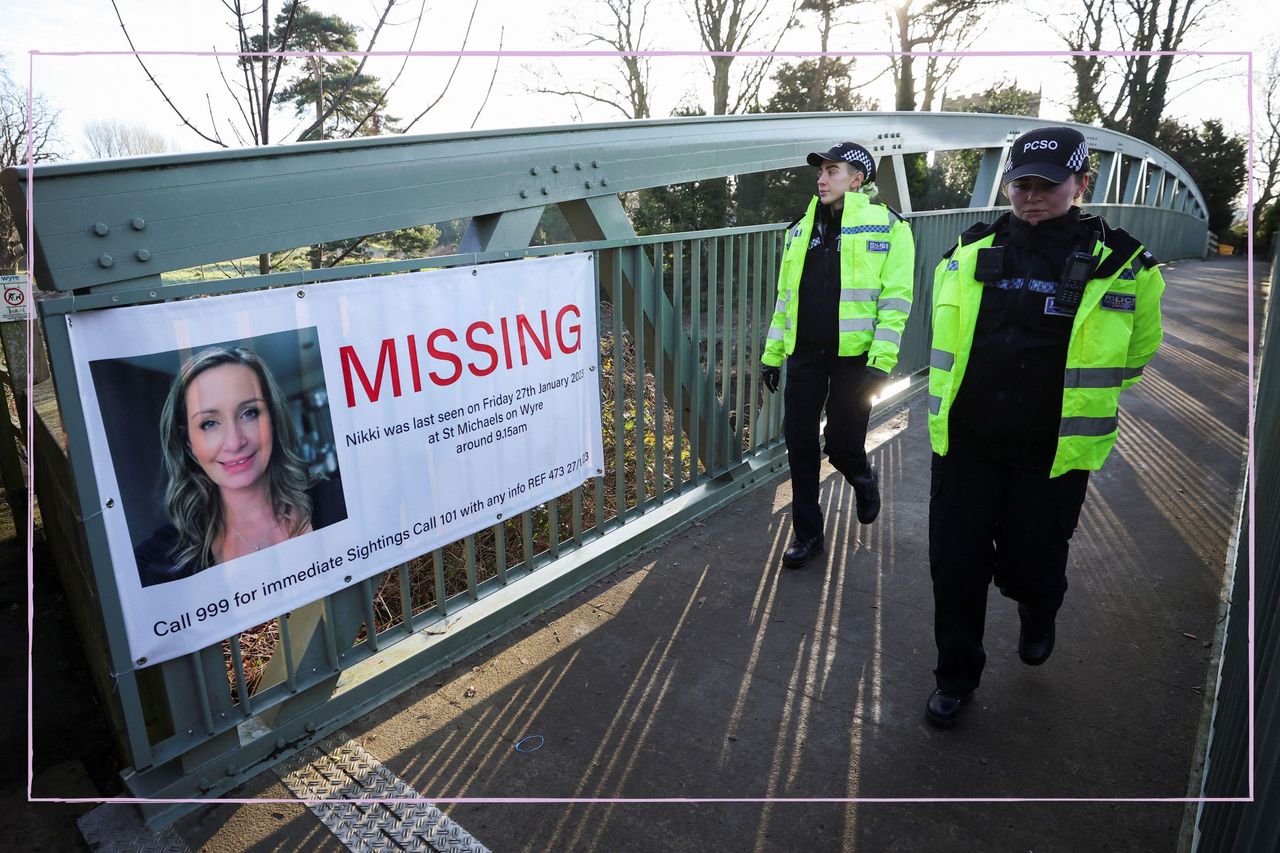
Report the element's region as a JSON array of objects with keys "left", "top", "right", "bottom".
[{"left": 21, "top": 46, "right": 1257, "bottom": 809}]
